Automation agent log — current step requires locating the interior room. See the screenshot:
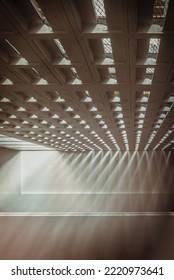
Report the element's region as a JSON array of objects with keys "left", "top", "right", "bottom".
[{"left": 0, "top": 0, "right": 174, "bottom": 259}]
